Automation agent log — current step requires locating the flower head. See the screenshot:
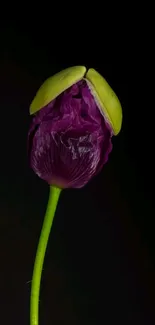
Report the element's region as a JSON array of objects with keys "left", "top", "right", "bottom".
[{"left": 28, "top": 67, "right": 122, "bottom": 189}]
